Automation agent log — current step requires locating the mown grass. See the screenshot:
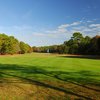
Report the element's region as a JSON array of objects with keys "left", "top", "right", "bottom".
[{"left": 0, "top": 53, "right": 100, "bottom": 100}]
